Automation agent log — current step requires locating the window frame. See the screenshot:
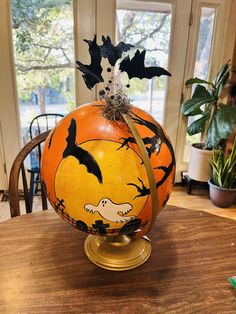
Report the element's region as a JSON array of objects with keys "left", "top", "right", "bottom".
[{"left": 175, "top": 0, "right": 233, "bottom": 180}]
